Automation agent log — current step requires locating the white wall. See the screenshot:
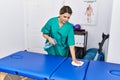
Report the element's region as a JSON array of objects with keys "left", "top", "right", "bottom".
[
  {"left": 83, "top": 0, "right": 113, "bottom": 60},
  {"left": 0, "top": 0, "right": 25, "bottom": 58},
  {"left": 84, "top": 0, "right": 112, "bottom": 48},
  {"left": 107, "top": 0, "right": 120, "bottom": 64}
]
